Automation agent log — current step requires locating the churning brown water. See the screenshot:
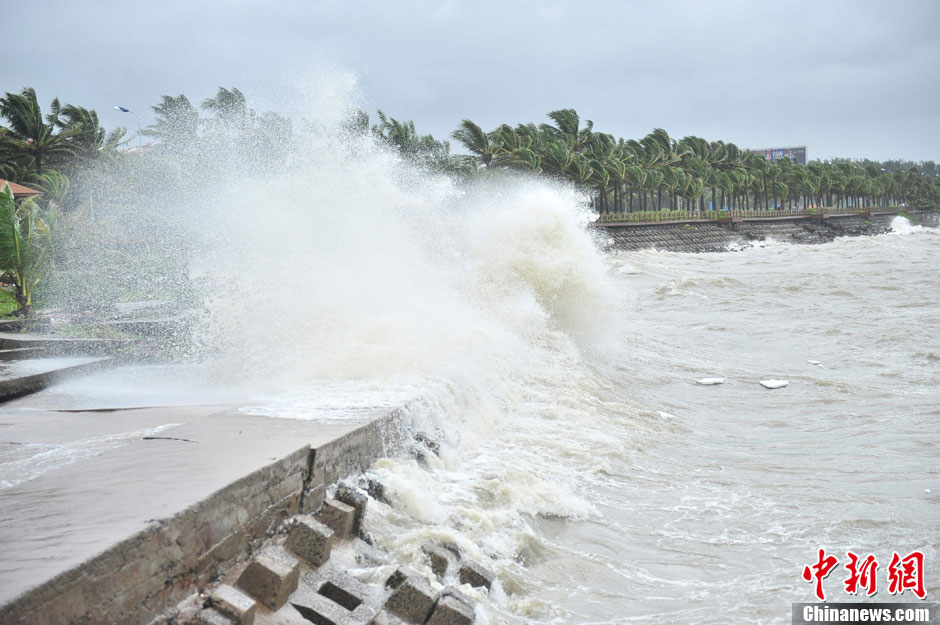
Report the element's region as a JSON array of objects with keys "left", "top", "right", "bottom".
[
  {"left": 0, "top": 105, "right": 935, "bottom": 623},
  {"left": 361, "top": 220, "right": 939, "bottom": 624}
]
